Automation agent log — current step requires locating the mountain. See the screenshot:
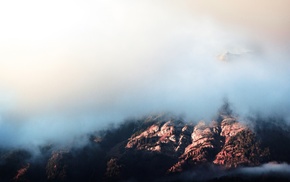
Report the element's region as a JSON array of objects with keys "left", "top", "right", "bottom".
[{"left": 1, "top": 107, "right": 290, "bottom": 182}]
